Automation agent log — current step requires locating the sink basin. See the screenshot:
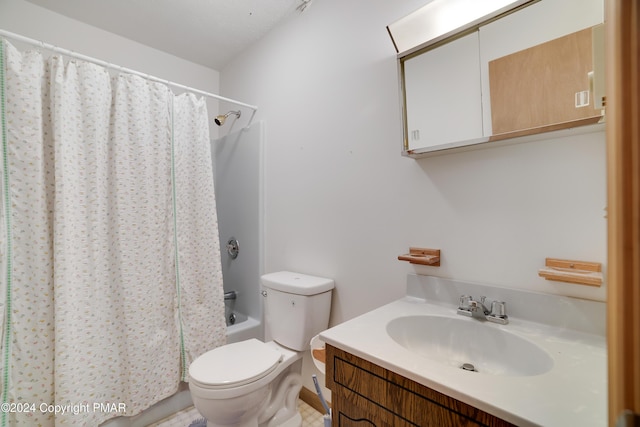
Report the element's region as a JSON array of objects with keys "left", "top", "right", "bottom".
[{"left": 386, "top": 315, "right": 553, "bottom": 376}]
